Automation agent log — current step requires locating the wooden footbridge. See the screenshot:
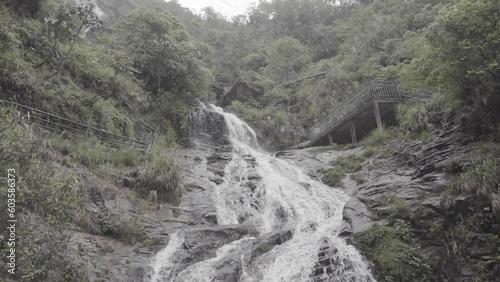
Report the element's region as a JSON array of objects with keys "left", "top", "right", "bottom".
[{"left": 309, "top": 81, "right": 432, "bottom": 146}]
